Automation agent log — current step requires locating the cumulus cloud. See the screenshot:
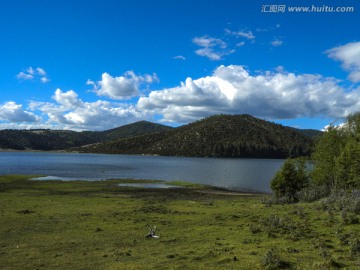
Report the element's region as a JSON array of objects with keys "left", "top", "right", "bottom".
[
  {"left": 192, "top": 35, "right": 234, "bottom": 60},
  {"left": 16, "top": 67, "right": 50, "bottom": 83},
  {"left": 89, "top": 71, "right": 159, "bottom": 100},
  {"left": 0, "top": 102, "right": 40, "bottom": 123},
  {"left": 326, "top": 42, "right": 360, "bottom": 83},
  {"left": 30, "top": 89, "right": 143, "bottom": 130},
  {"left": 137, "top": 65, "right": 360, "bottom": 123},
  {"left": 8, "top": 41, "right": 360, "bottom": 130}
]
